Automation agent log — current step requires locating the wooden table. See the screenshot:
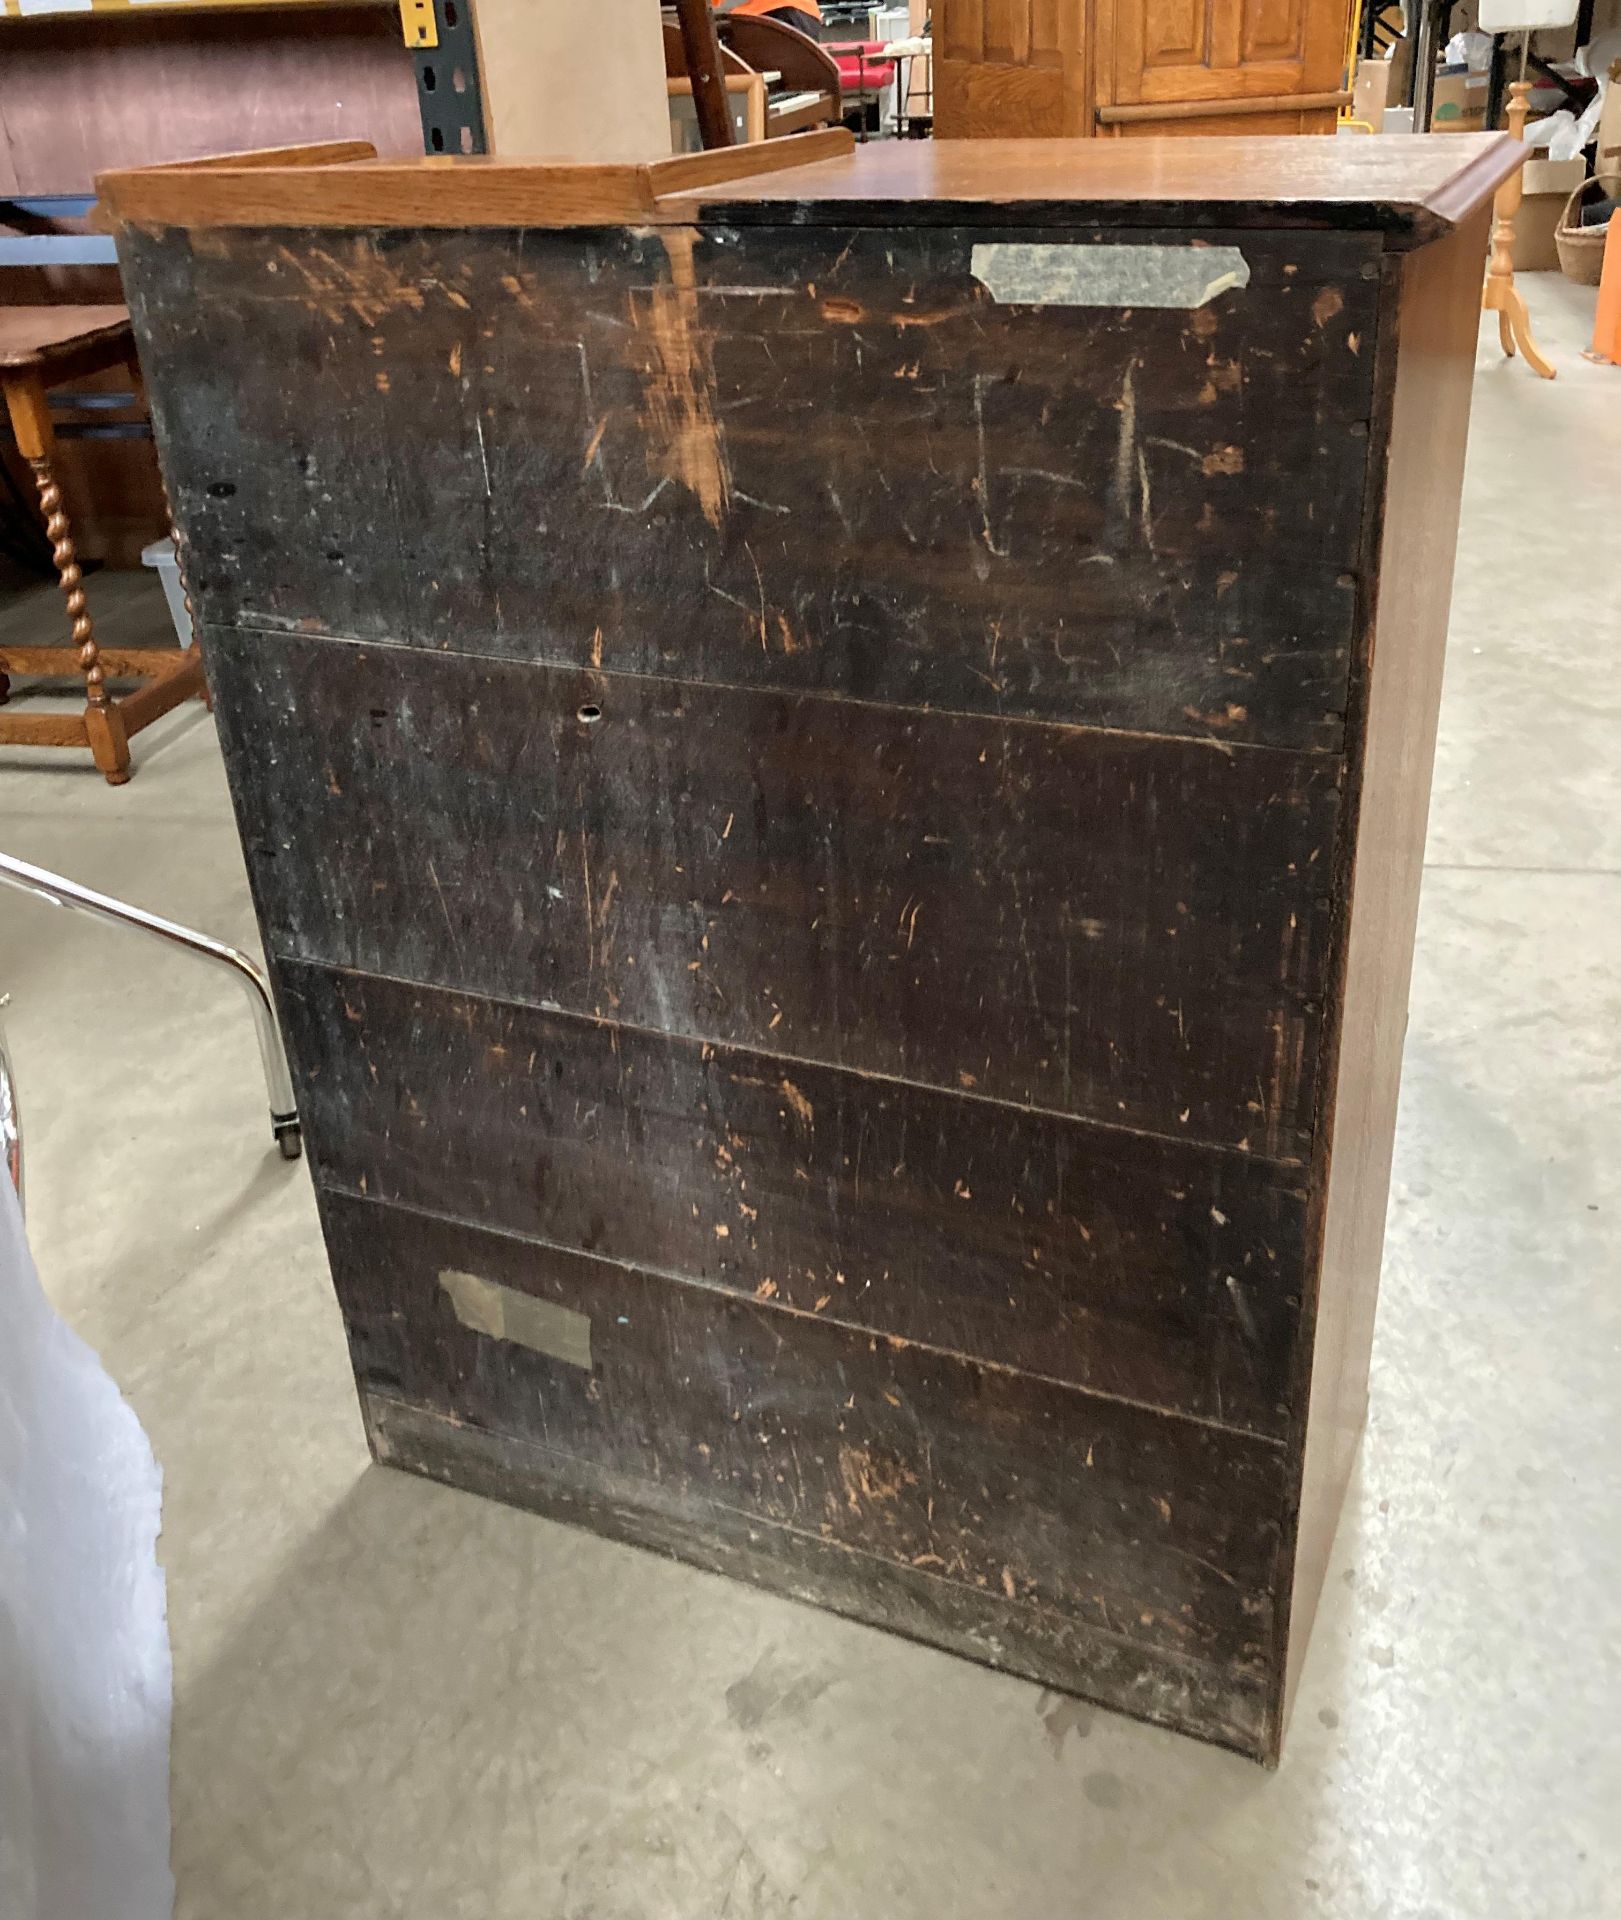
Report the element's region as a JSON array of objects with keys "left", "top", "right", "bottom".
[
  {"left": 1, "top": 306, "right": 204, "bottom": 782},
  {"left": 101, "top": 129, "right": 1522, "bottom": 1759}
]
